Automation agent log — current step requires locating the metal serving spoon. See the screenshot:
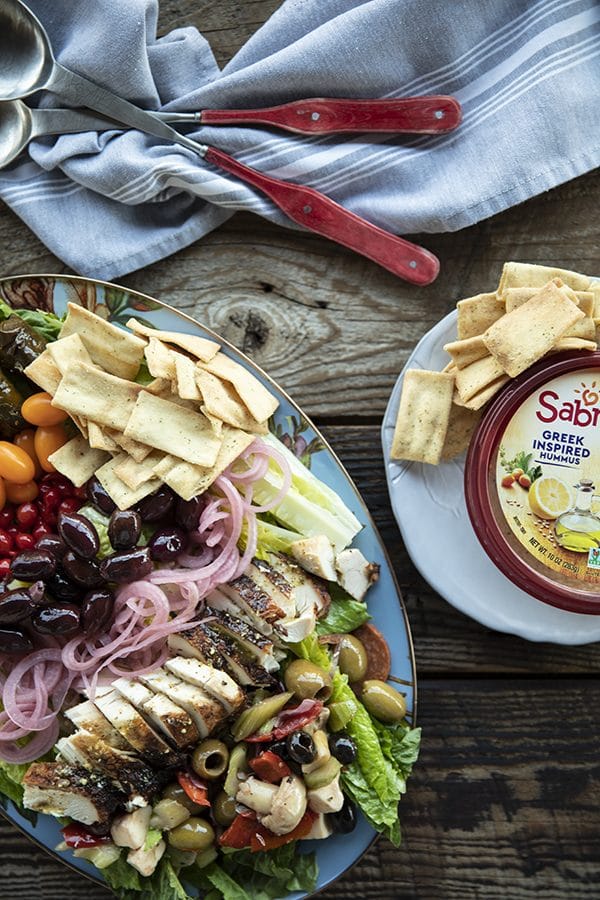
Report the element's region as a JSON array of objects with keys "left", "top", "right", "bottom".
[{"left": 0, "top": 0, "right": 442, "bottom": 285}]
